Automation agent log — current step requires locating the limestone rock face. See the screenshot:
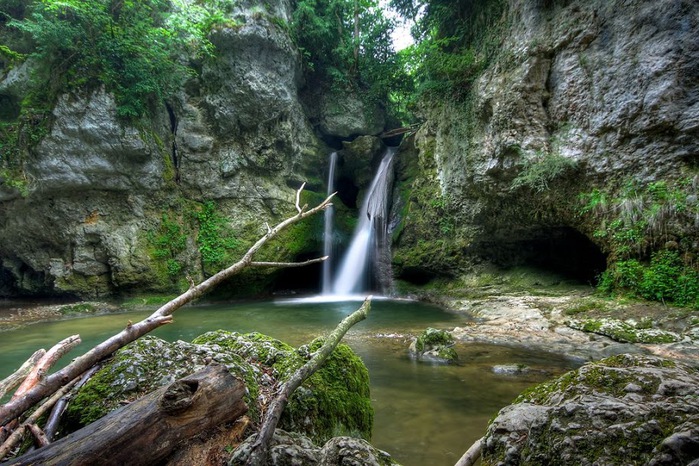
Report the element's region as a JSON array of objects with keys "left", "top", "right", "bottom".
[
  {"left": 304, "top": 86, "right": 386, "bottom": 139},
  {"left": 0, "top": 0, "right": 329, "bottom": 297},
  {"left": 393, "top": 0, "right": 699, "bottom": 282},
  {"left": 481, "top": 354, "right": 699, "bottom": 465}
]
